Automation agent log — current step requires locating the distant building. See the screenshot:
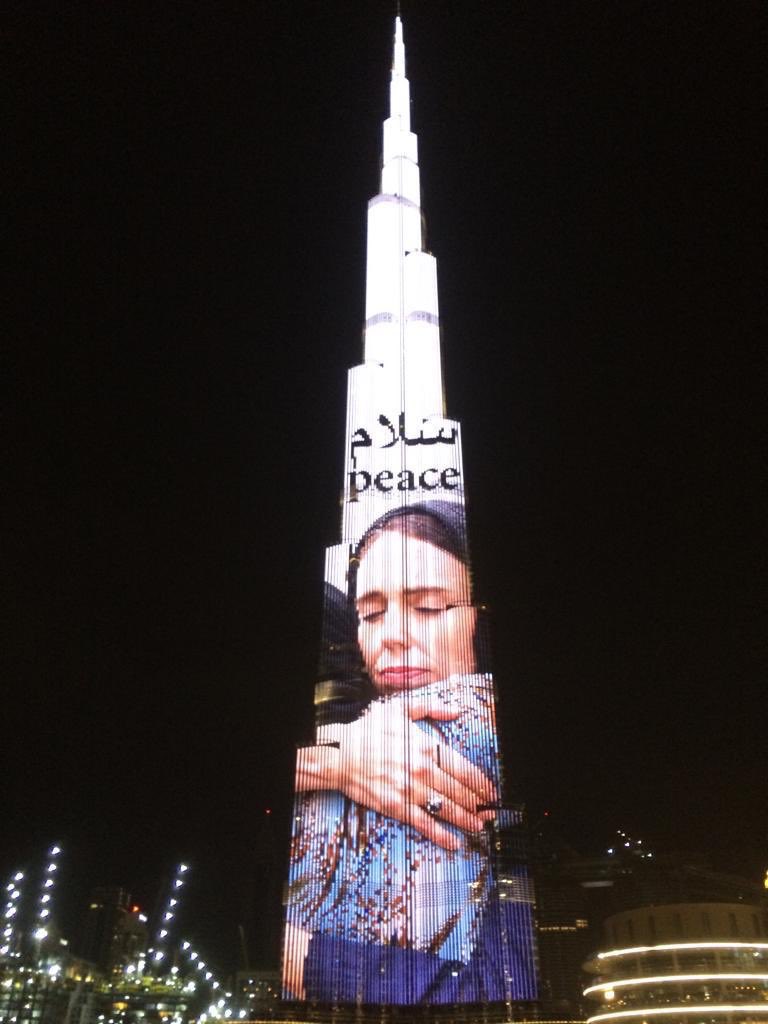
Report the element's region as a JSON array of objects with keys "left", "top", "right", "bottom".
[
  {"left": 531, "top": 823, "right": 600, "bottom": 1020},
  {"left": 0, "top": 952, "right": 102, "bottom": 1023},
  {"left": 234, "top": 967, "right": 280, "bottom": 1018},
  {"left": 583, "top": 901, "right": 768, "bottom": 1023},
  {"left": 534, "top": 862, "right": 592, "bottom": 1019},
  {"left": 77, "top": 886, "right": 147, "bottom": 974},
  {"left": 78, "top": 886, "right": 129, "bottom": 971},
  {"left": 531, "top": 820, "right": 767, "bottom": 1021}
]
